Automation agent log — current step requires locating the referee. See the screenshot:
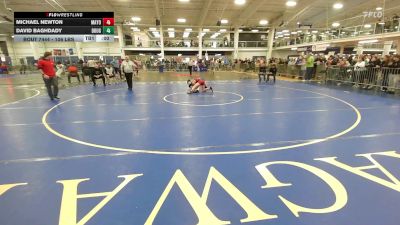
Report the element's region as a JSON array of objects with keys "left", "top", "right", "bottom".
[{"left": 121, "top": 56, "right": 135, "bottom": 91}]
